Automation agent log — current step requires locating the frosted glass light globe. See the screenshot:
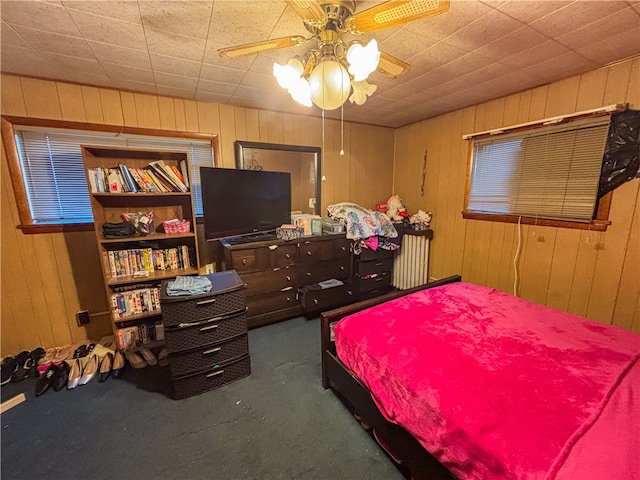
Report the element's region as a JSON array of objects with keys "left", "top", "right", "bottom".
[{"left": 308, "top": 60, "right": 351, "bottom": 110}]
